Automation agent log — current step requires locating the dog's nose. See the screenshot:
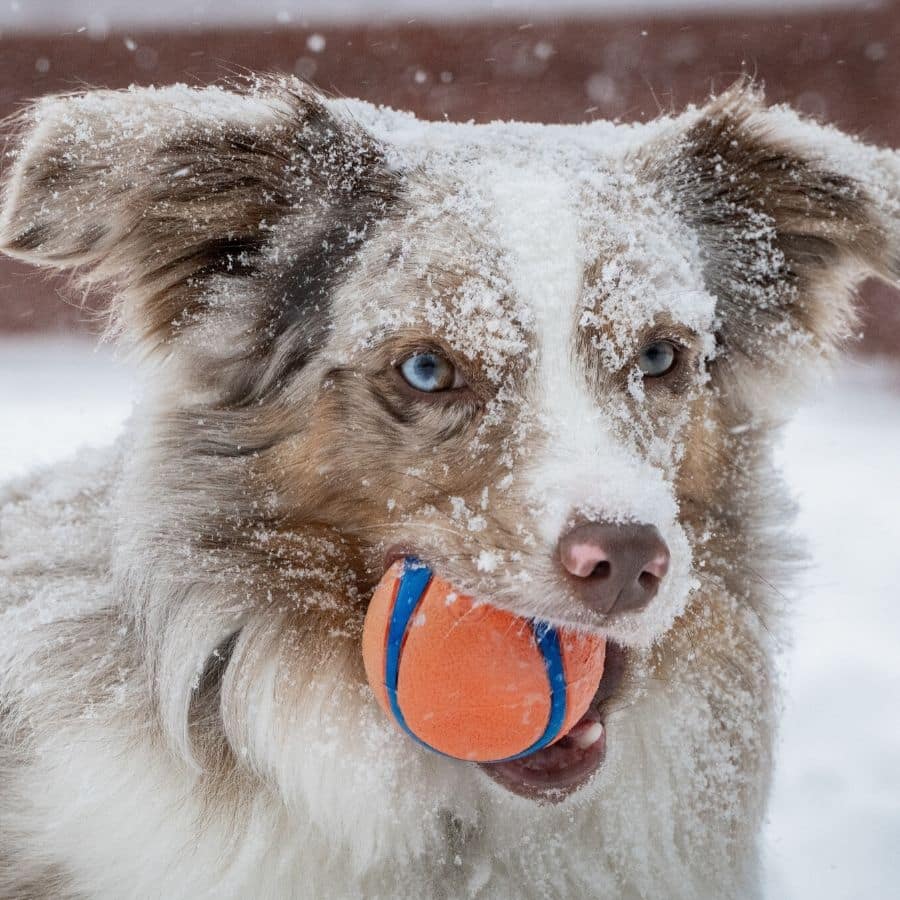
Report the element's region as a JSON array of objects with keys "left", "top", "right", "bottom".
[{"left": 558, "top": 522, "right": 670, "bottom": 616}]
